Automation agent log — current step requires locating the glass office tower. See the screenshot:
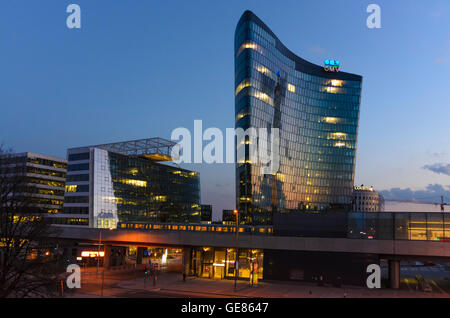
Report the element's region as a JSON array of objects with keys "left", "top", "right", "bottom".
[
  {"left": 235, "top": 11, "right": 363, "bottom": 225},
  {"left": 63, "top": 138, "right": 201, "bottom": 228}
]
